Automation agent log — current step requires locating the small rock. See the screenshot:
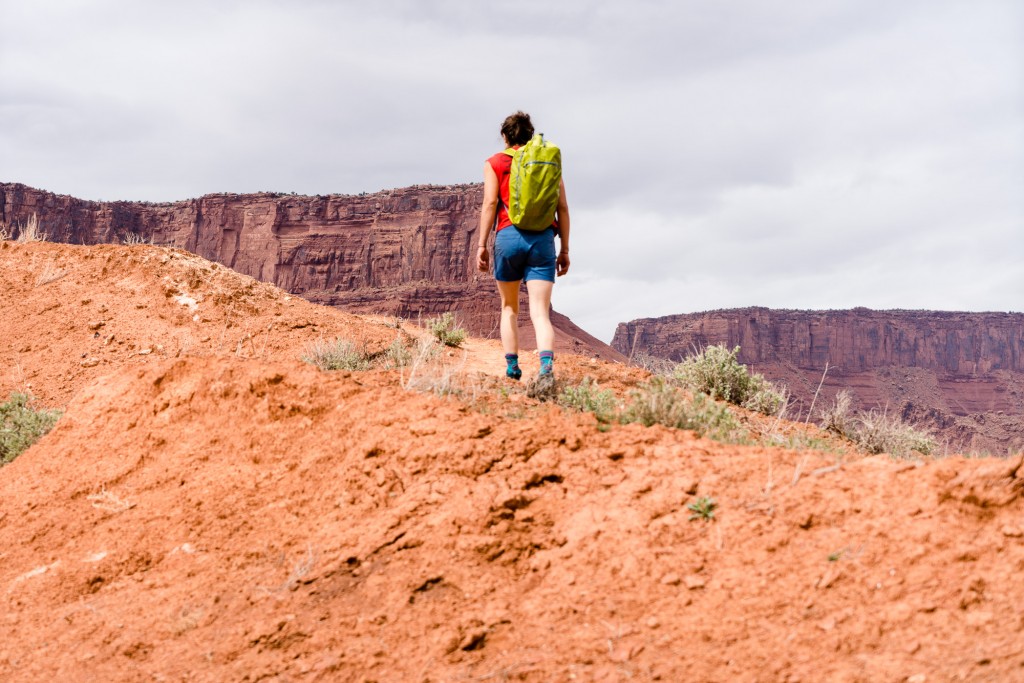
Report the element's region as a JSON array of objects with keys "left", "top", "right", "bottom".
[
  {"left": 965, "top": 611, "right": 993, "bottom": 627},
  {"left": 660, "top": 573, "right": 681, "bottom": 586},
  {"left": 81, "top": 358, "right": 100, "bottom": 368},
  {"left": 88, "top": 321, "right": 105, "bottom": 331},
  {"left": 1000, "top": 525, "right": 1022, "bottom": 538},
  {"left": 646, "top": 616, "right": 660, "bottom": 629},
  {"left": 684, "top": 575, "right": 706, "bottom": 590},
  {"left": 907, "top": 674, "right": 926, "bottom": 683},
  {"left": 138, "top": 348, "right": 152, "bottom": 355}
]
